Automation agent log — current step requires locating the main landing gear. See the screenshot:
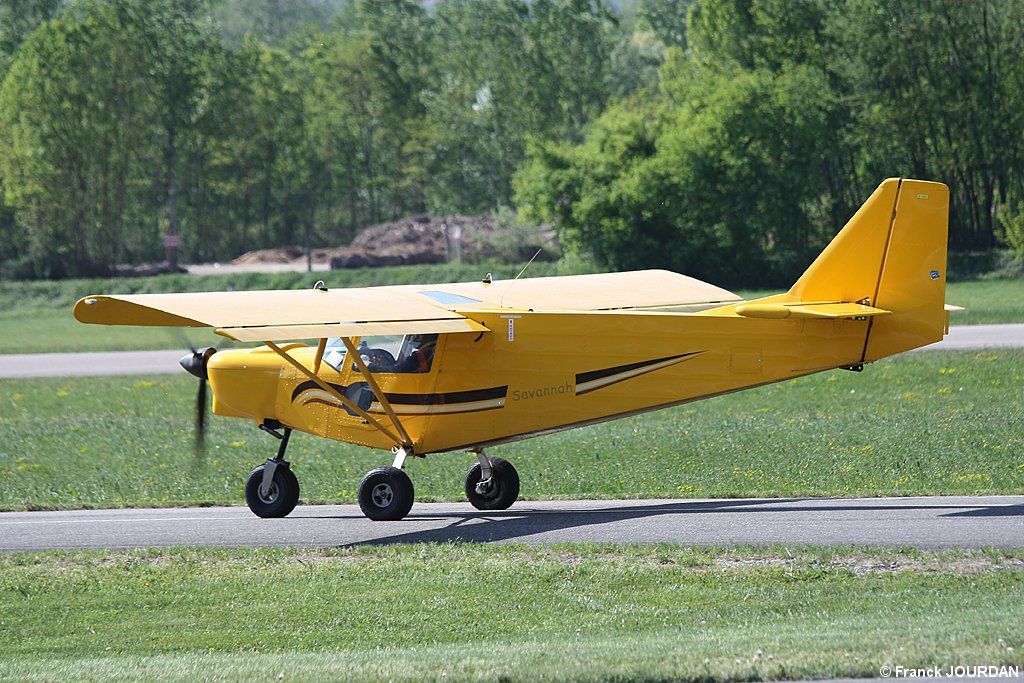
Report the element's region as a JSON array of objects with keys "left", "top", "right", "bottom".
[
  {"left": 244, "top": 426, "right": 520, "bottom": 521},
  {"left": 355, "top": 447, "right": 520, "bottom": 521},
  {"left": 464, "top": 450, "right": 520, "bottom": 511},
  {"left": 357, "top": 448, "right": 415, "bottom": 521}
]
